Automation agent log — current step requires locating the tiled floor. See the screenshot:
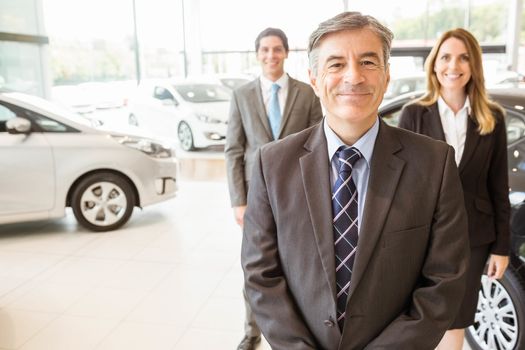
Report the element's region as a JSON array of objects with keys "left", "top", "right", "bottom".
[
  {"left": 0, "top": 165, "right": 472, "bottom": 350},
  {"left": 0, "top": 179, "right": 271, "bottom": 350}
]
